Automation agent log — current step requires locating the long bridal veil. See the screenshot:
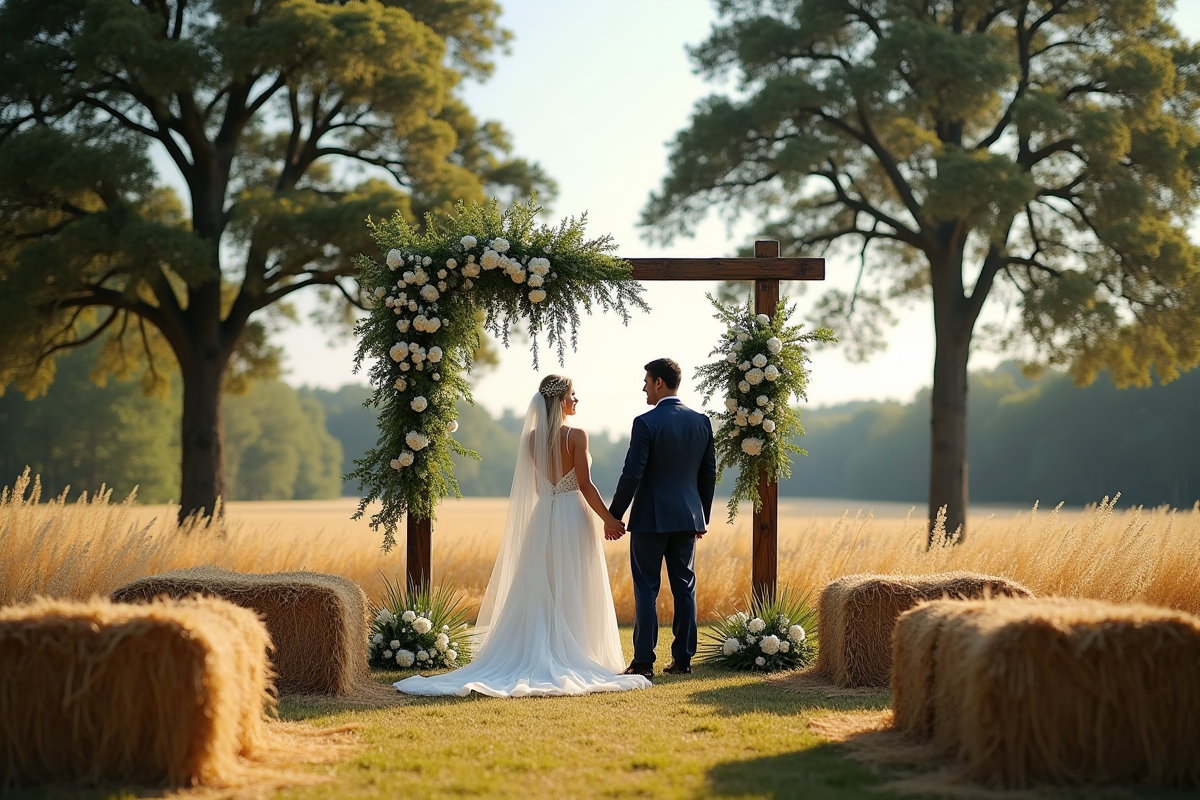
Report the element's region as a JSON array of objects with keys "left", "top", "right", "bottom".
[{"left": 472, "top": 391, "right": 562, "bottom": 649}]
